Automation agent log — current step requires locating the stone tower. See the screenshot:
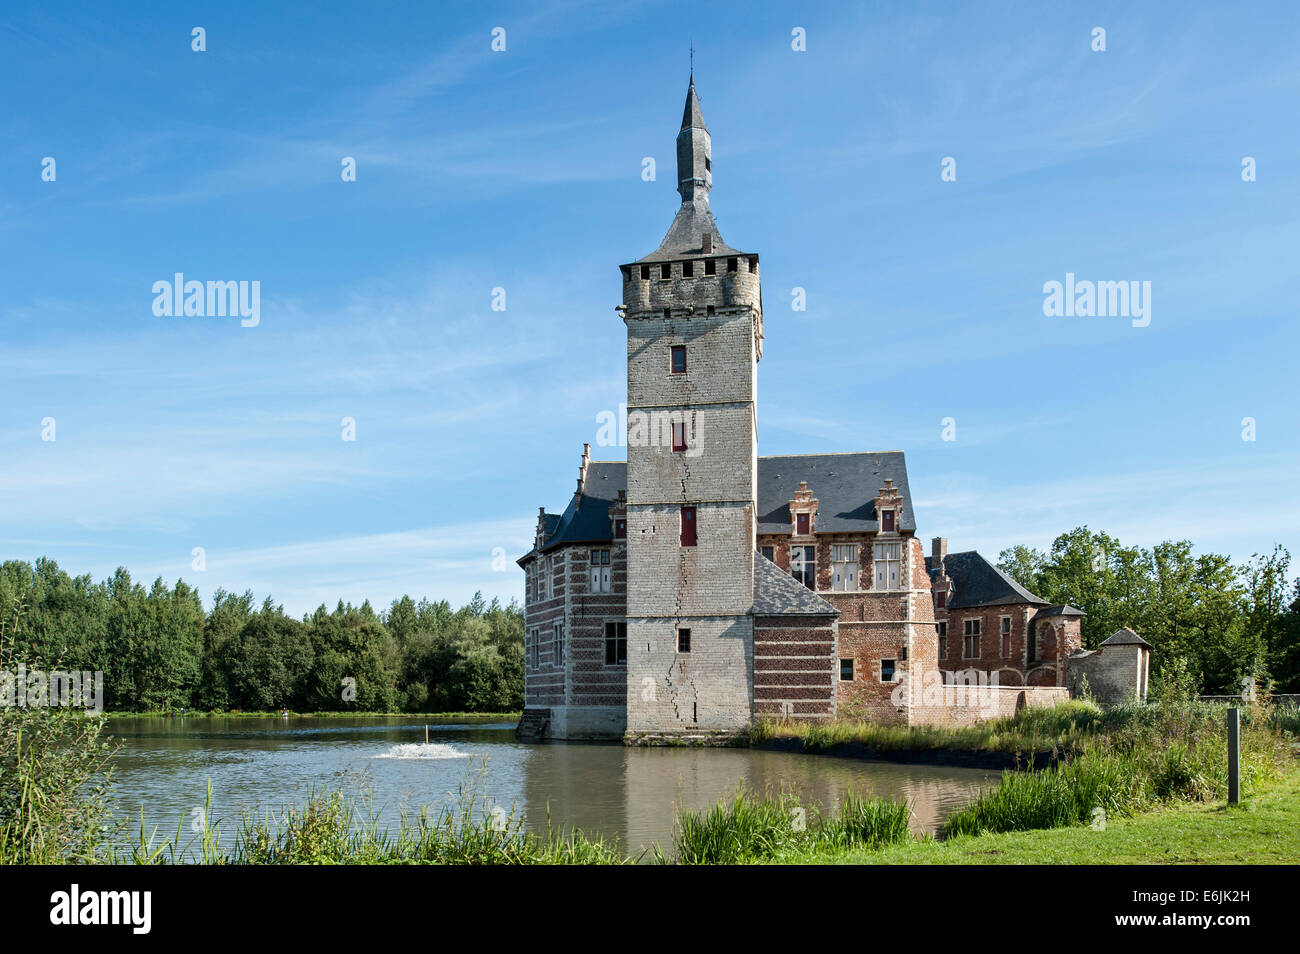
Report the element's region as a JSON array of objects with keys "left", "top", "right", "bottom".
[{"left": 619, "top": 75, "right": 764, "bottom": 740}]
